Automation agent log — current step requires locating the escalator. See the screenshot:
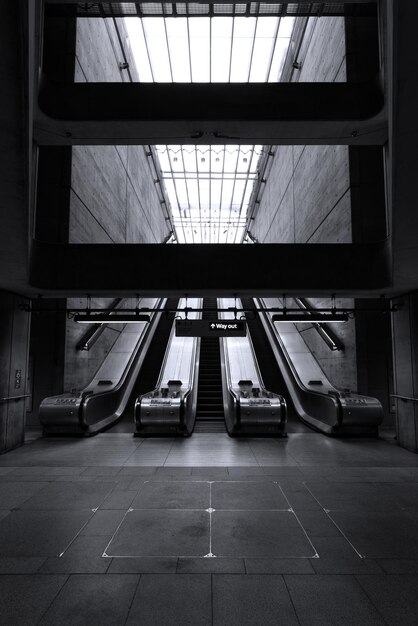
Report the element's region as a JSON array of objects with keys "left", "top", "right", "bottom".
[
  {"left": 219, "top": 298, "right": 287, "bottom": 436},
  {"left": 110, "top": 298, "right": 179, "bottom": 432},
  {"left": 241, "top": 298, "right": 310, "bottom": 433},
  {"left": 194, "top": 298, "right": 226, "bottom": 433},
  {"left": 39, "top": 298, "right": 171, "bottom": 435},
  {"left": 255, "top": 297, "right": 383, "bottom": 436},
  {"left": 135, "top": 298, "right": 201, "bottom": 436}
]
